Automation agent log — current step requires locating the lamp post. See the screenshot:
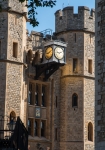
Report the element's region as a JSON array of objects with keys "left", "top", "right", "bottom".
[{"left": 7, "top": 118, "right": 16, "bottom": 131}]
